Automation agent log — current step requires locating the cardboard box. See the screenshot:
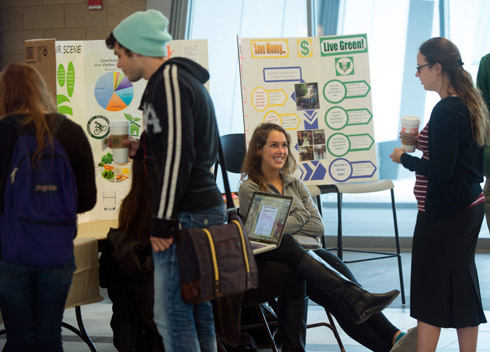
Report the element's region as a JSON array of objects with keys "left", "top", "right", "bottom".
[{"left": 24, "top": 39, "right": 57, "bottom": 100}]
